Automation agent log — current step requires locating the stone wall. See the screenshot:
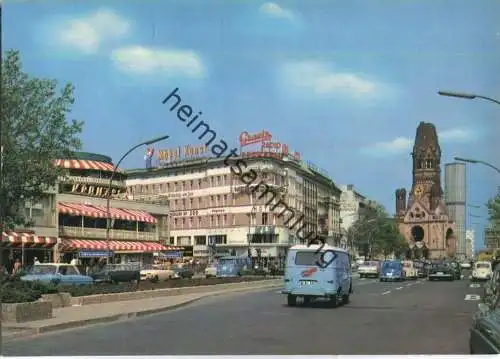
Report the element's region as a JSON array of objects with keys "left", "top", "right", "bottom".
[{"left": 2, "top": 302, "right": 53, "bottom": 323}]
